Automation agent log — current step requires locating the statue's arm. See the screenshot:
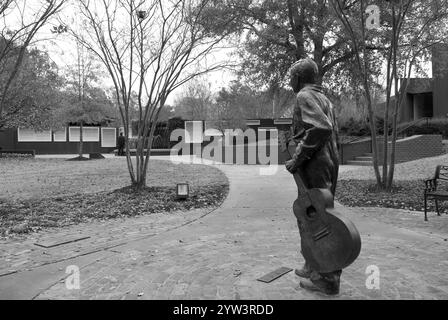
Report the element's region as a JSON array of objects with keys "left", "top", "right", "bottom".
[{"left": 291, "top": 95, "right": 333, "bottom": 169}]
